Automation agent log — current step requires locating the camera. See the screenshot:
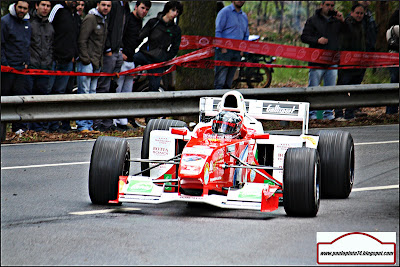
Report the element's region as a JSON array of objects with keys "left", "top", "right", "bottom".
[{"left": 327, "top": 10, "right": 338, "bottom": 16}]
